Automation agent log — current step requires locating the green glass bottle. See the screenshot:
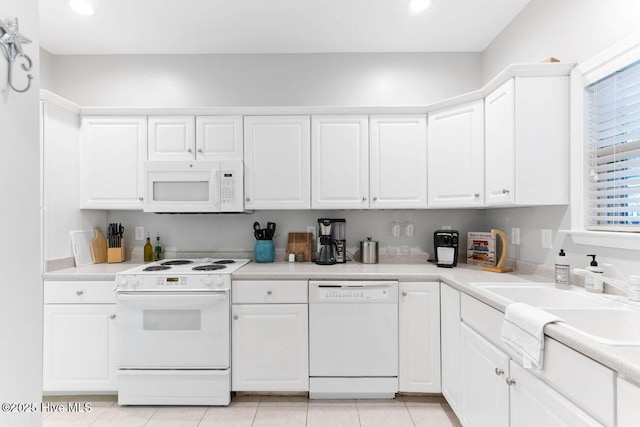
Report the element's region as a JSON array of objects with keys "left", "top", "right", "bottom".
[
  {"left": 154, "top": 234, "right": 162, "bottom": 261},
  {"left": 144, "top": 234, "right": 154, "bottom": 262}
]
